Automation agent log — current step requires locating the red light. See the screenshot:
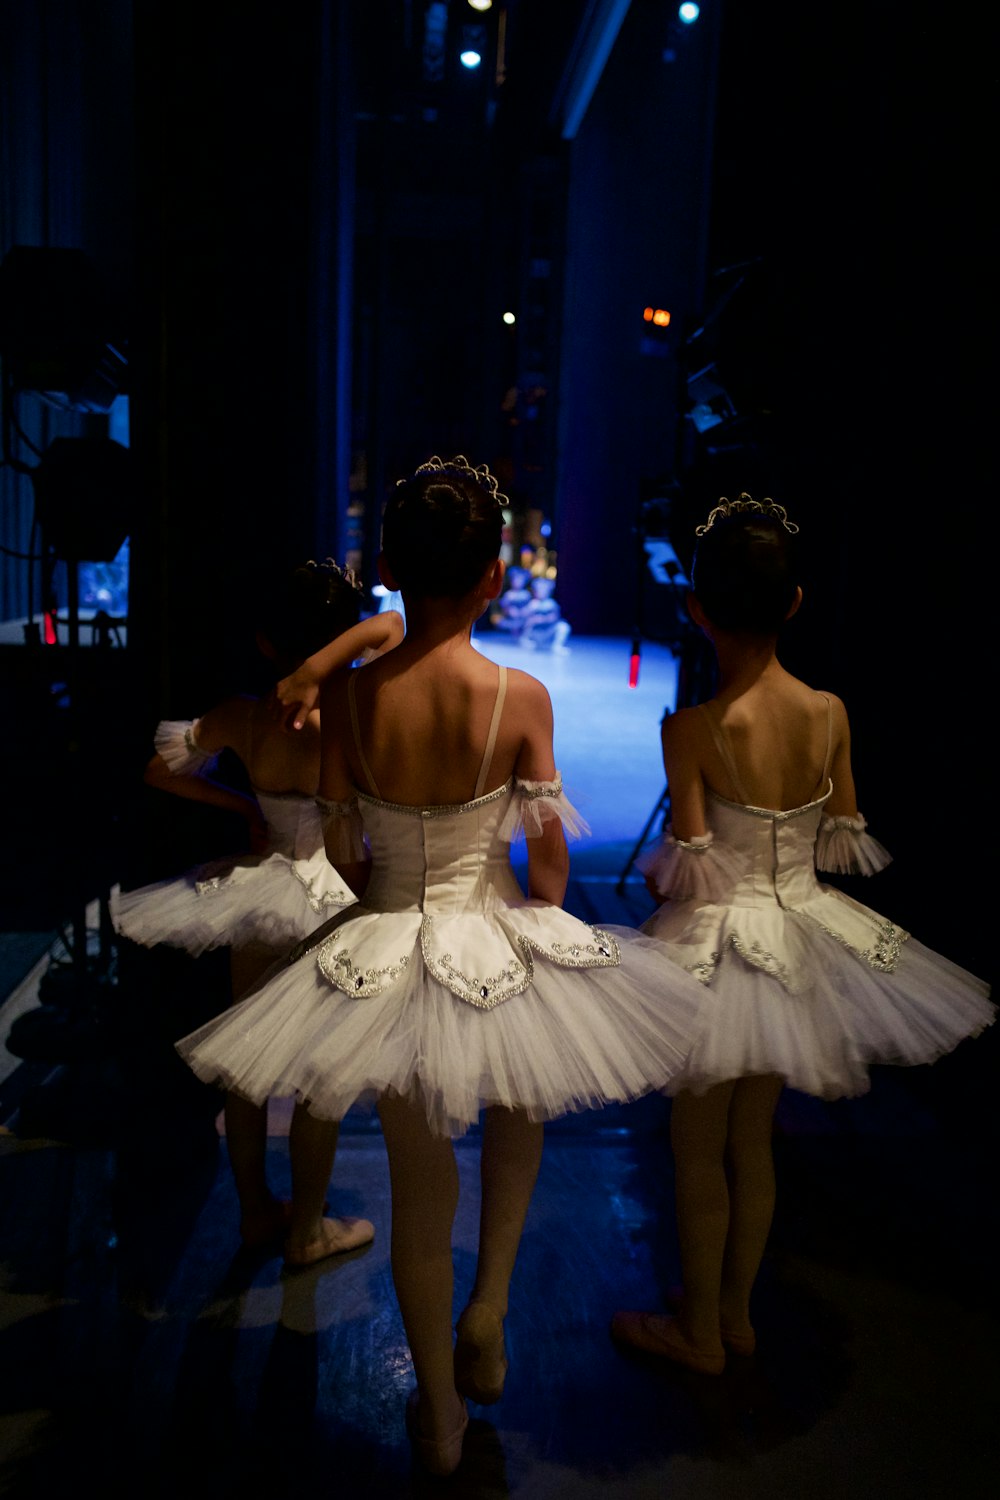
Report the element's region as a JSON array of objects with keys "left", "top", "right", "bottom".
[
  {"left": 44, "top": 611, "right": 58, "bottom": 645},
  {"left": 628, "top": 641, "right": 641, "bottom": 688}
]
